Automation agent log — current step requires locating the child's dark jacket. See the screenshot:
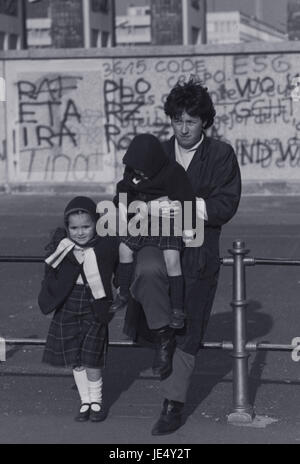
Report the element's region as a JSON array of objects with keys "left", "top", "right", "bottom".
[
  {"left": 114, "top": 134, "right": 197, "bottom": 228},
  {"left": 38, "top": 233, "right": 118, "bottom": 323}
]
